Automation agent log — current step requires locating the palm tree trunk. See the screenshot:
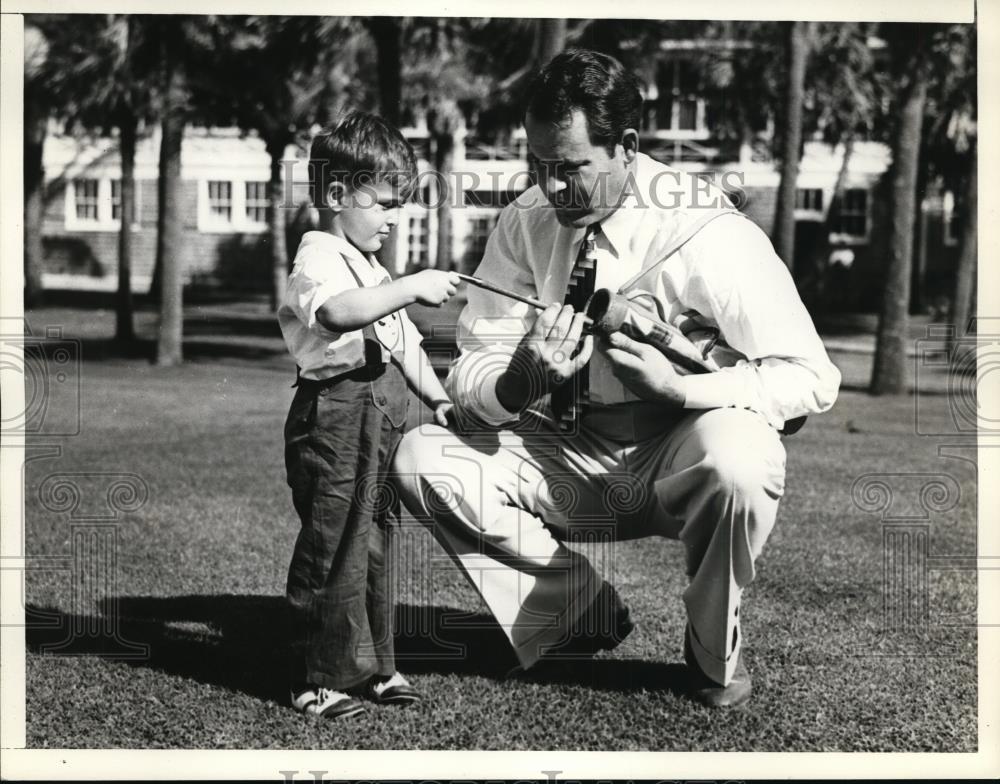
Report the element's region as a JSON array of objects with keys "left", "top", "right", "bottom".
[
  {"left": 772, "top": 21, "right": 812, "bottom": 271},
  {"left": 24, "top": 101, "right": 47, "bottom": 308},
  {"left": 369, "top": 16, "right": 402, "bottom": 271},
  {"left": 116, "top": 114, "right": 137, "bottom": 344},
  {"left": 434, "top": 131, "right": 455, "bottom": 271},
  {"left": 369, "top": 17, "right": 402, "bottom": 125},
  {"left": 870, "top": 66, "right": 928, "bottom": 395},
  {"left": 950, "top": 141, "right": 977, "bottom": 351},
  {"left": 536, "top": 19, "right": 567, "bottom": 65},
  {"left": 155, "top": 57, "right": 186, "bottom": 367},
  {"left": 806, "top": 136, "right": 854, "bottom": 312},
  {"left": 267, "top": 136, "right": 290, "bottom": 312}
]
